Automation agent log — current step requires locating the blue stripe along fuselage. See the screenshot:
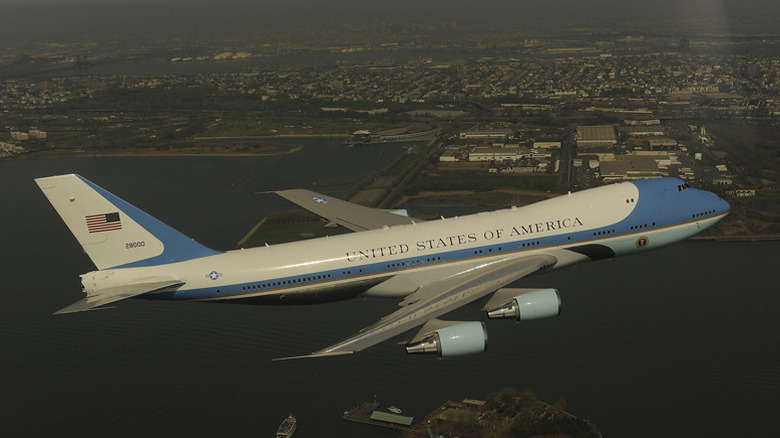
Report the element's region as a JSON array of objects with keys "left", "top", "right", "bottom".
[{"left": 147, "top": 177, "right": 729, "bottom": 303}]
